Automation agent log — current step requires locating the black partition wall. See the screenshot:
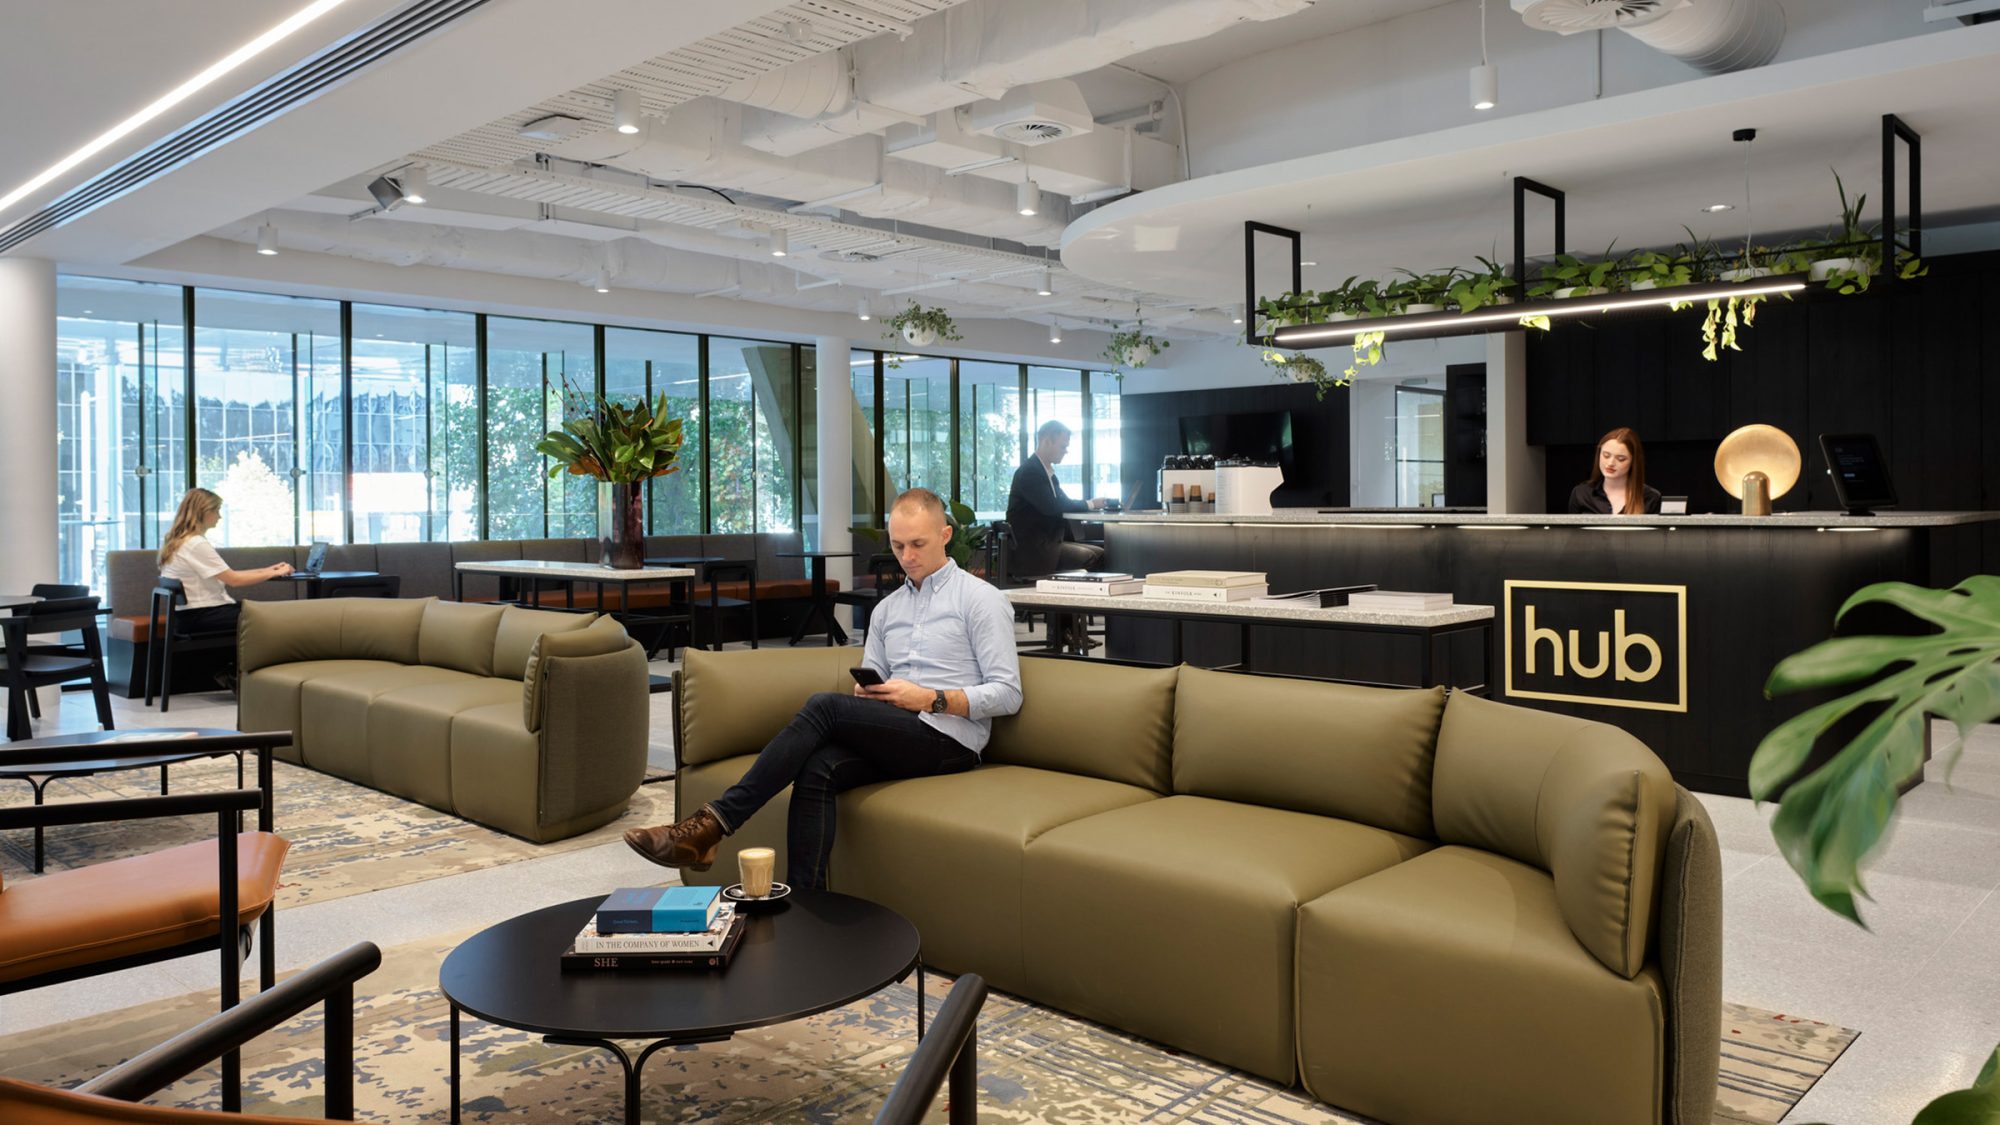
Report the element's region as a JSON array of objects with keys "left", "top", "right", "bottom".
[
  {"left": 1119, "top": 381, "right": 1351, "bottom": 509},
  {"left": 1525, "top": 247, "right": 2000, "bottom": 578}
]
